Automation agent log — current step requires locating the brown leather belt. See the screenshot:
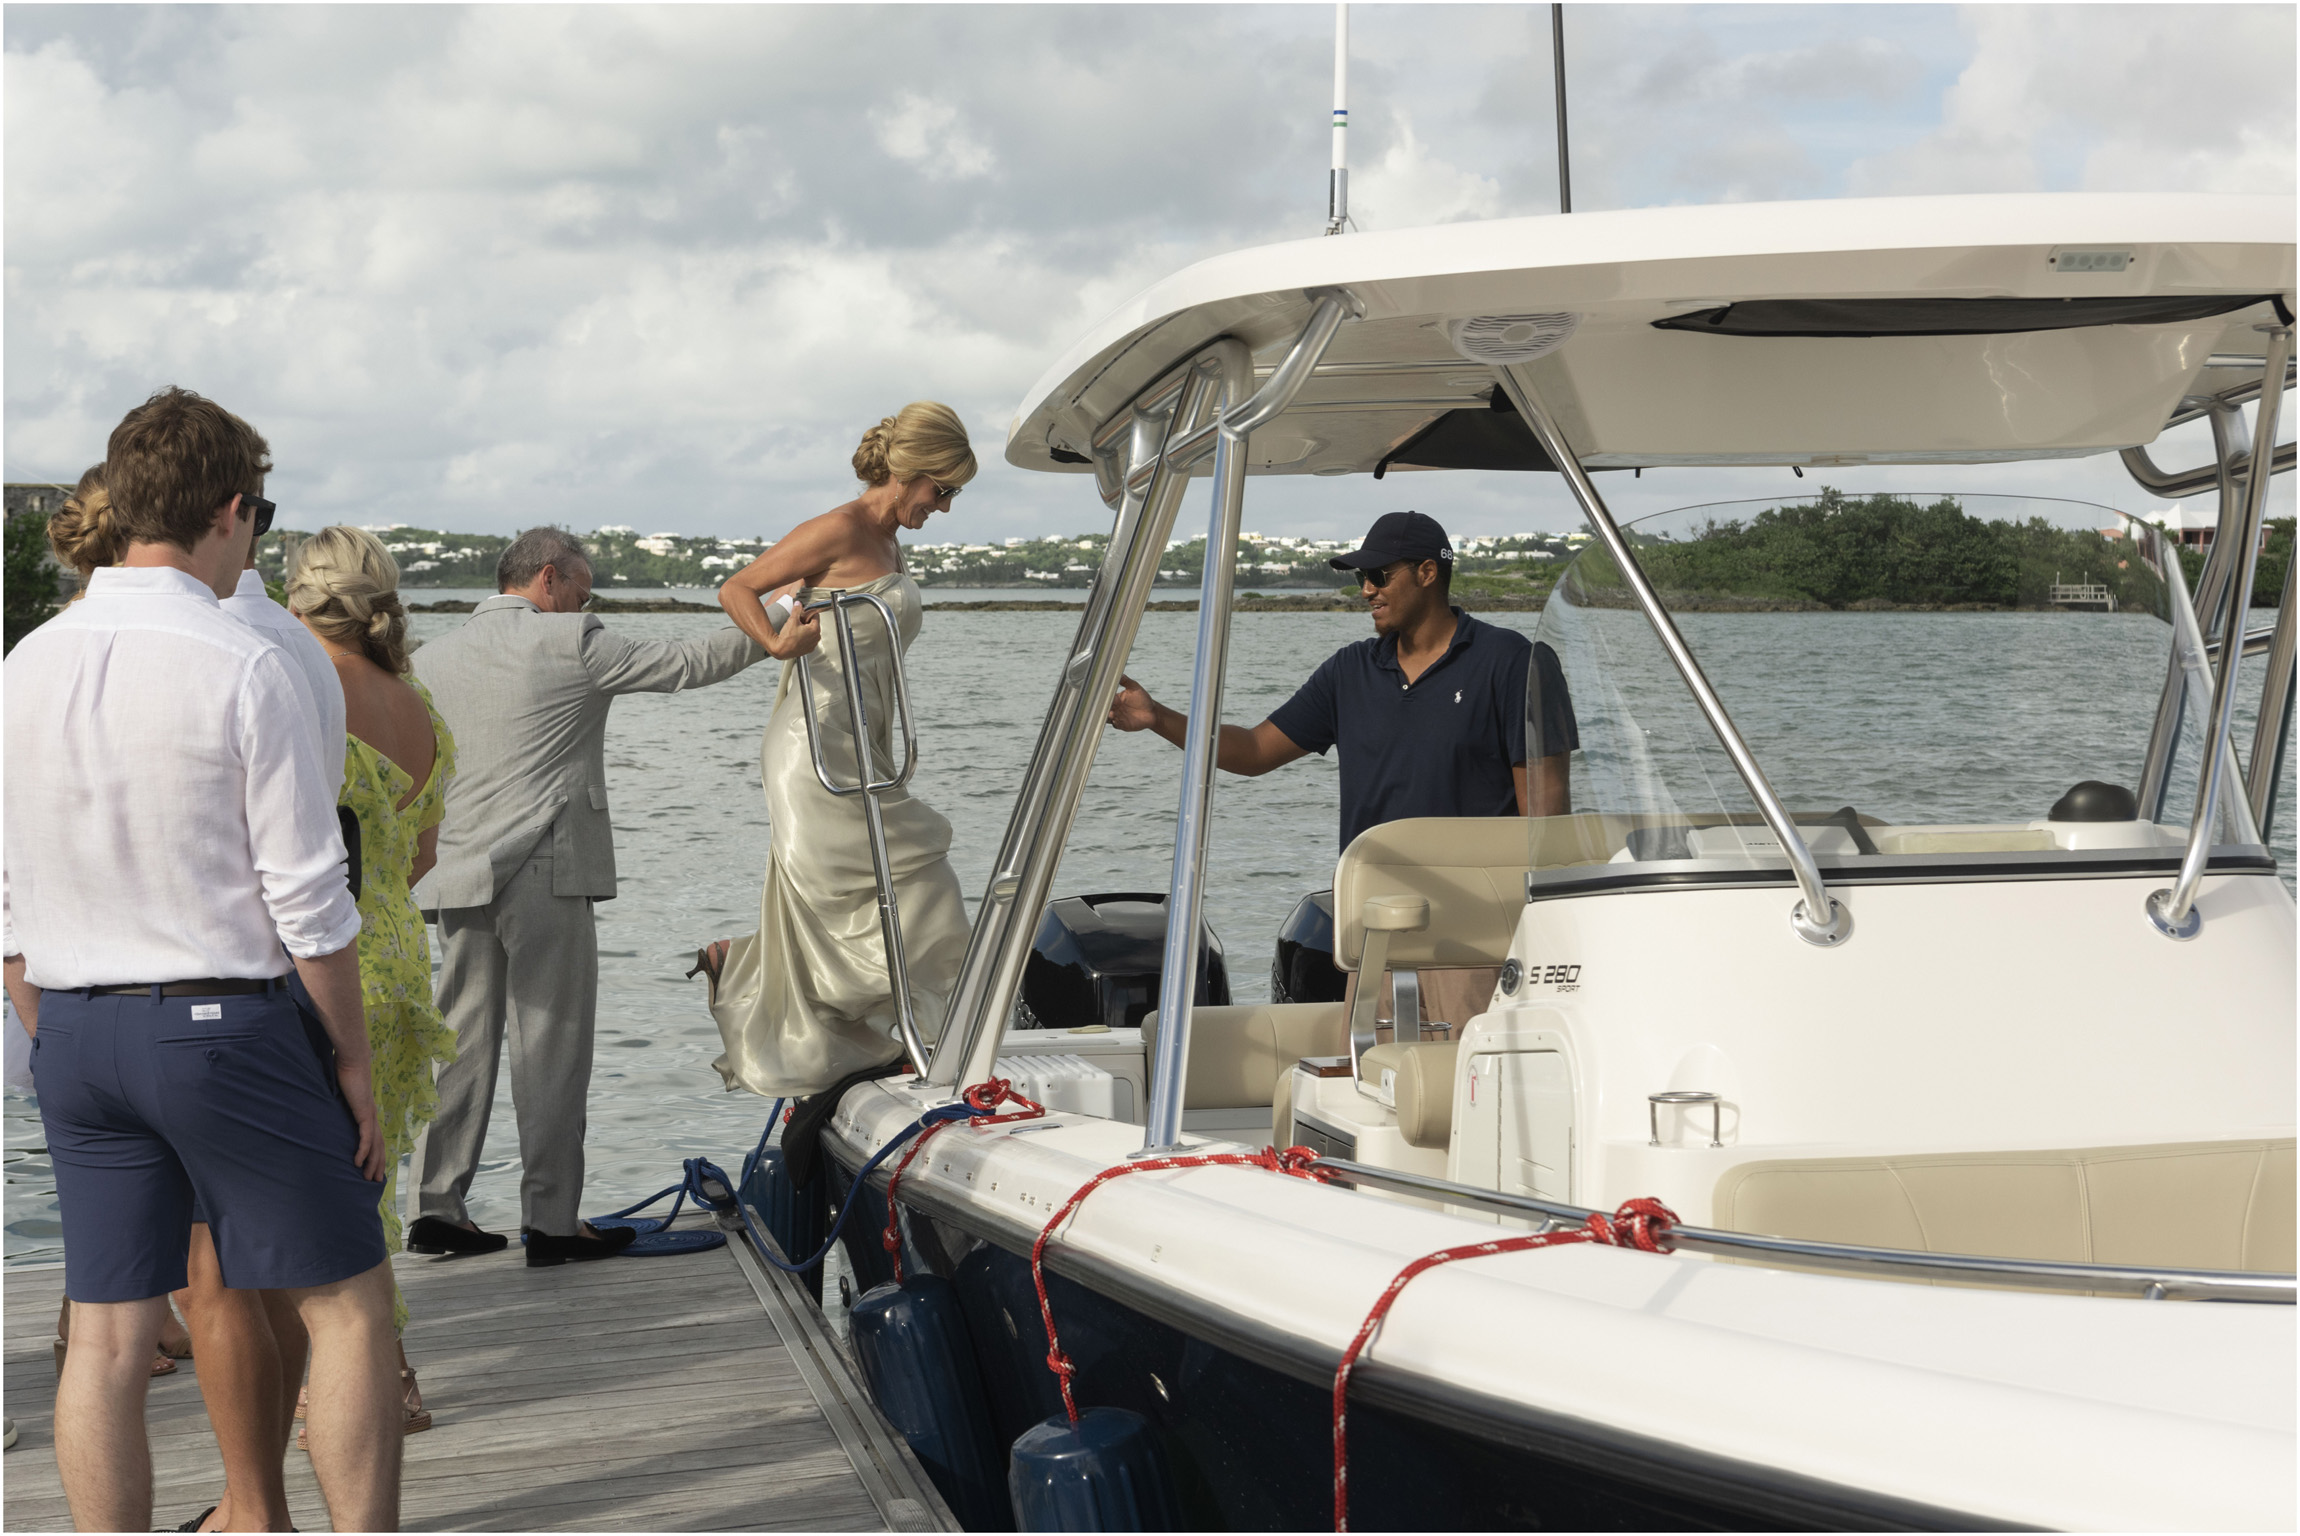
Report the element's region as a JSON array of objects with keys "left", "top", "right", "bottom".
[{"left": 84, "top": 978, "right": 288, "bottom": 999}]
